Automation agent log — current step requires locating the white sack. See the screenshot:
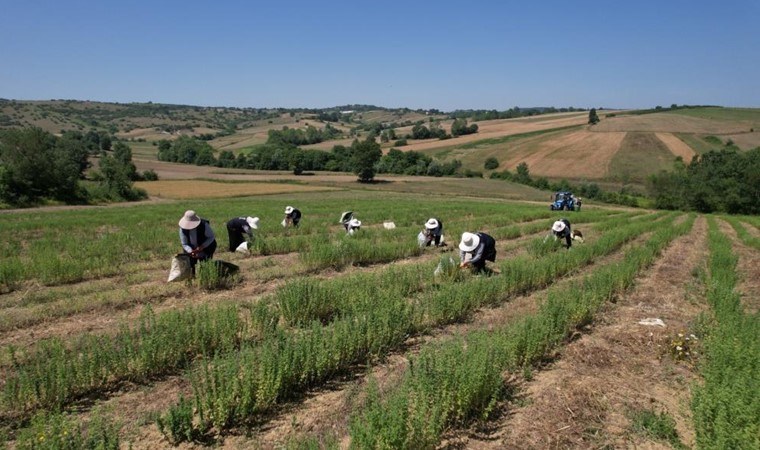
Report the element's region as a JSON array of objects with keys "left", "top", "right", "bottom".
[
  {"left": 235, "top": 241, "right": 250, "bottom": 254},
  {"left": 167, "top": 254, "right": 192, "bottom": 282},
  {"left": 417, "top": 231, "right": 427, "bottom": 247},
  {"left": 281, "top": 218, "right": 288, "bottom": 227},
  {"left": 383, "top": 221, "right": 396, "bottom": 230}
]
